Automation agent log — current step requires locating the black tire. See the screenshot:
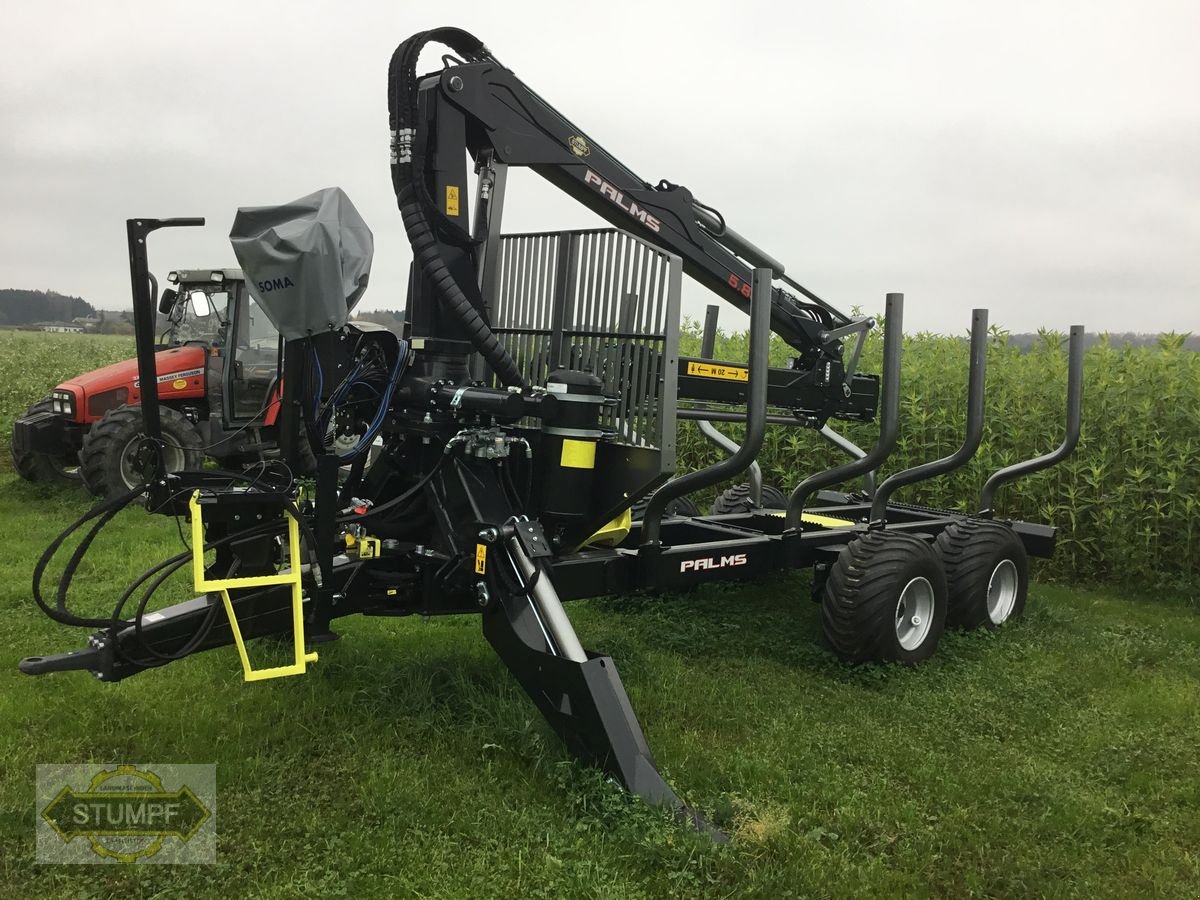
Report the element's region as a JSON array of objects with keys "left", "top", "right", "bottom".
[
  {"left": 934, "top": 519, "right": 1029, "bottom": 630},
  {"left": 10, "top": 398, "right": 82, "bottom": 482},
  {"left": 821, "top": 530, "right": 948, "bottom": 664},
  {"left": 80, "top": 405, "right": 204, "bottom": 498},
  {"left": 630, "top": 493, "right": 699, "bottom": 521},
  {"left": 709, "top": 482, "right": 788, "bottom": 515}
]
